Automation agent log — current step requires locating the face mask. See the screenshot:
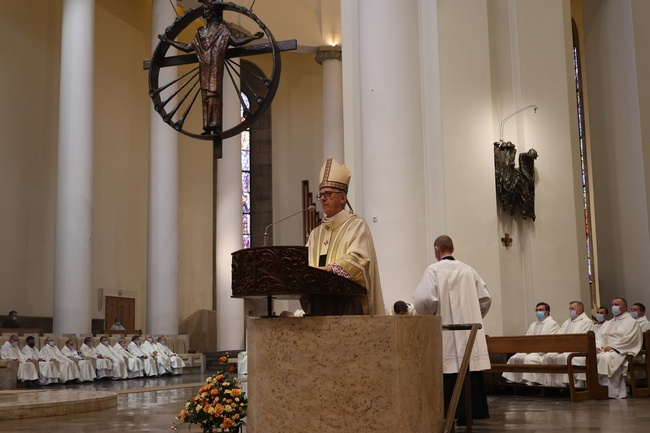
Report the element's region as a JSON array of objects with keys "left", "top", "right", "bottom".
[
  {"left": 631, "top": 311, "right": 639, "bottom": 319},
  {"left": 28, "top": 342, "right": 35, "bottom": 348},
  {"left": 116, "top": 322, "right": 121, "bottom": 326},
  {"left": 103, "top": 341, "right": 109, "bottom": 346},
  {"left": 49, "top": 341, "right": 55, "bottom": 347},
  {"left": 162, "top": 340, "right": 166, "bottom": 345},
  {"left": 612, "top": 305, "right": 621, "bottom": 316},
  {"left": 12, "top": 316, "right": 17, "bottom": 321},
  {"left": 148, "top": 338, "right": 153, "bottom": 343},
  {"left": 536, "top": 311, "right": 545, "bottom": 321},
  {"left": 135, "top": 340, "right": 140, "bottom": 345},
  {"left": 596, "top": 313, "right": 605, "bottom": 323},
  {"left": 67, "top": 345, "right": 74, "bottom": 351},
  {"left": 569, "top": 310, "right": 578, "bottom": 319},
  {"left": 11, "top": 341, "right": 17, "bottom": 347}
]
